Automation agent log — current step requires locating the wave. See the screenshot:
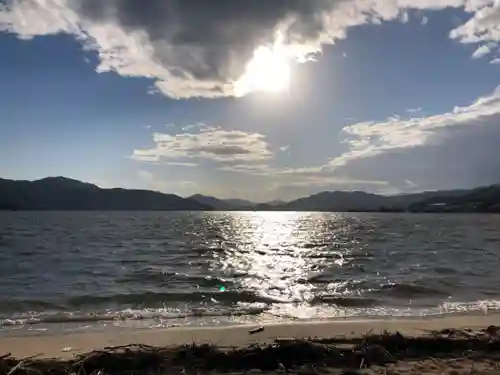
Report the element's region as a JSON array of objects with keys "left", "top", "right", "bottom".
[
  {"left": 0, "top": 305, "right": 268, "bottom": 327},
  {"left": 376, "top": 283, "right": 448, "bottom": 298},
  {"left": 66, "top": 290, "right": 280, "bottom": 307},
  {"left": 0, "top": 299, "right": 65, "bottom": 312},
  {"left": 3, "top": 298, "right": 500, "bottom": 329},
  {"left": 301, "top": 243, "right": 330, "bottom": 249},
  {"left": 115, "top": 270, "right": 230, "bottom": 286},
  {"left": 0, "top": 291, "right": 278, "bottom": 314},
  {"left": 312, "top": 296, "right": 379, "bottom": 307}
]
